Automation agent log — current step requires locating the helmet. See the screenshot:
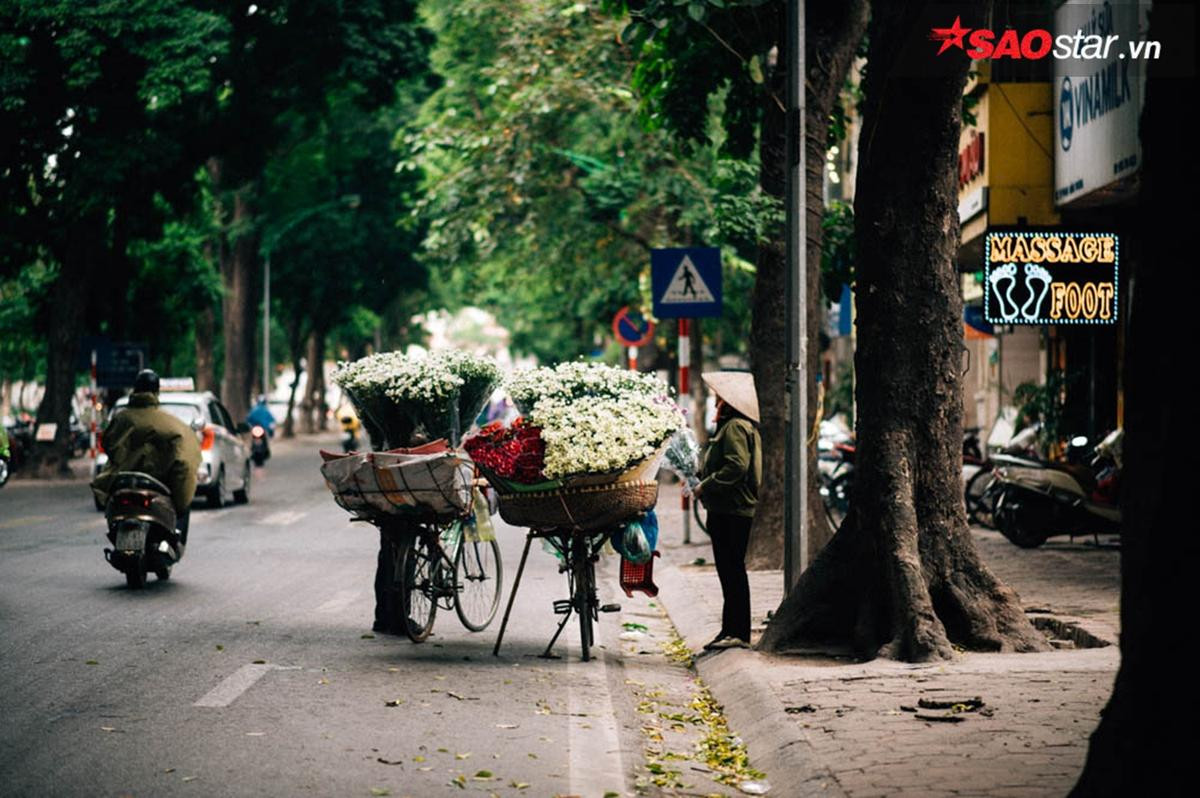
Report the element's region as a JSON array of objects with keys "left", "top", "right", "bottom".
[{"left": 133, "top": 369, "right": 160, "bottom": 394}]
